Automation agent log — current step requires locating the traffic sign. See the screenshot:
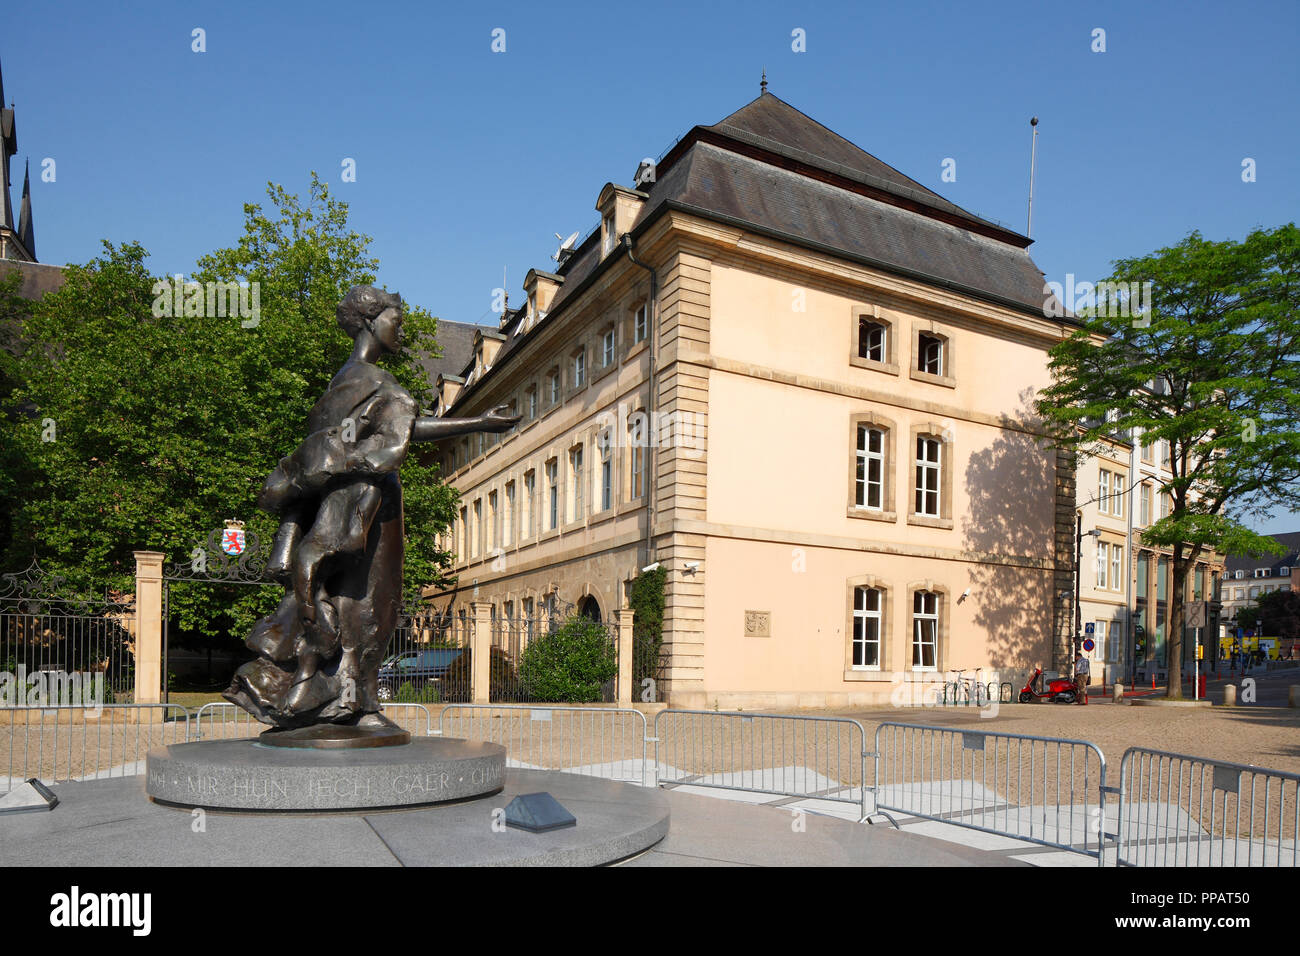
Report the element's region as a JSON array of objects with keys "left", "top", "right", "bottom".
[
  {"left": 1084, "top": 623, "right": 1095, "bottom": 635},
  {"left": 1083, "top": 638, "right": 1095, "bottom": 653}
]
